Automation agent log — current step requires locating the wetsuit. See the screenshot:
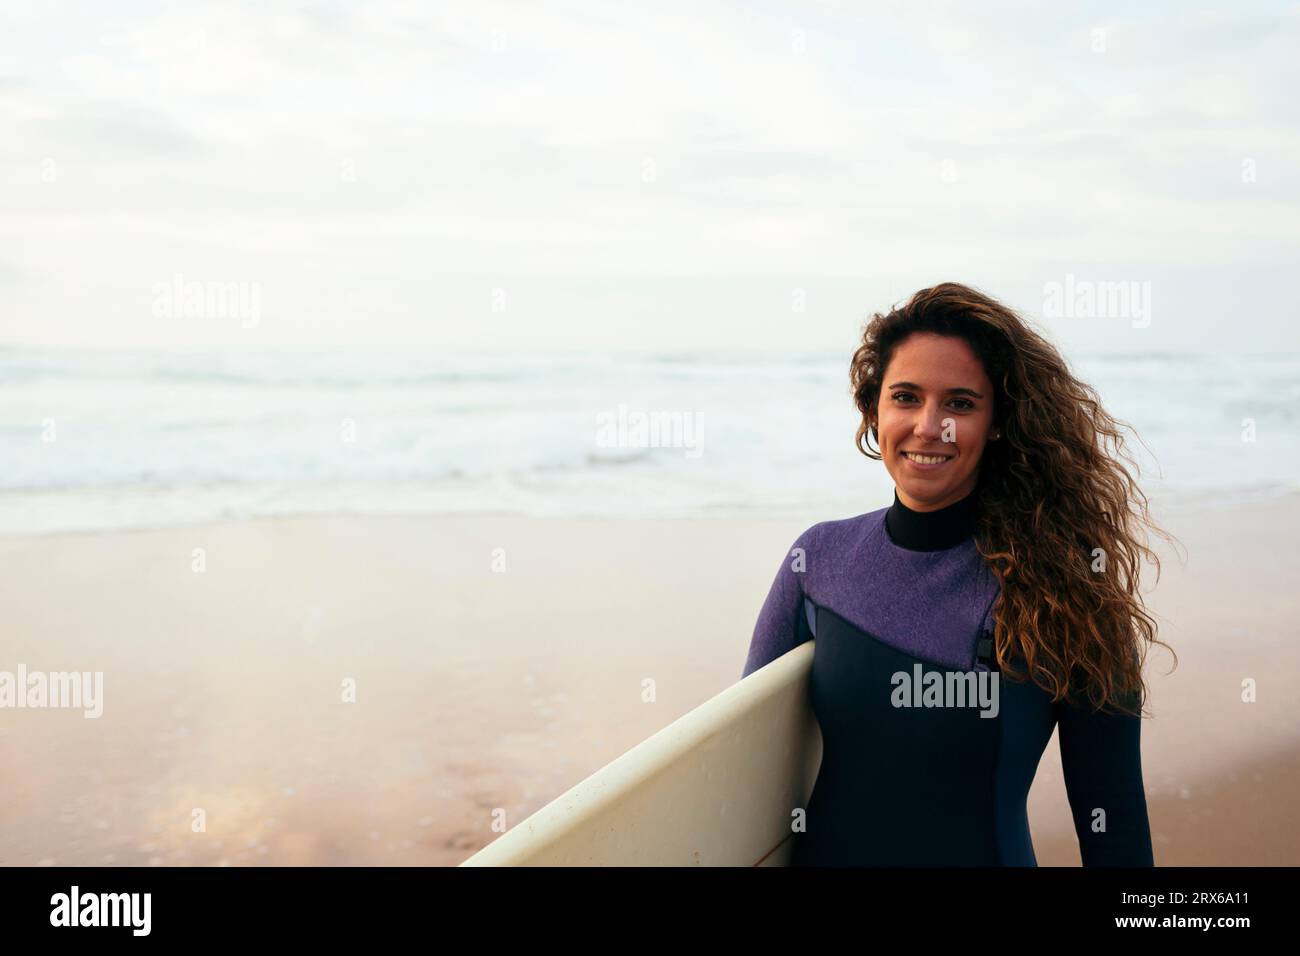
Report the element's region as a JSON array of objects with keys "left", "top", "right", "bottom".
[{"left": 742, "top": 489, "right": 1154, "bottom": 866}]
